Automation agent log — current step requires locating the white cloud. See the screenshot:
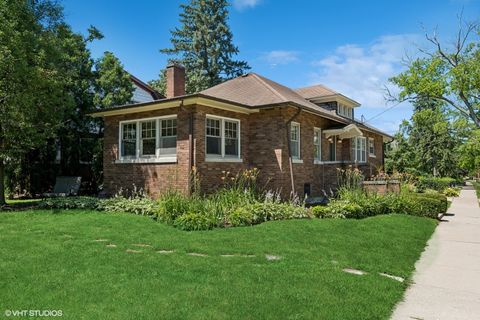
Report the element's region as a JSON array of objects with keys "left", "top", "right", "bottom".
[
  {"left": 261, "top": 50, "right": 299, "bottom": 67},
  {"left": 309, "top": 34, "right": 420, "bottom": 109},
  {"left": 233, "top": 0, "right": 261, "bottom": 10}
]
